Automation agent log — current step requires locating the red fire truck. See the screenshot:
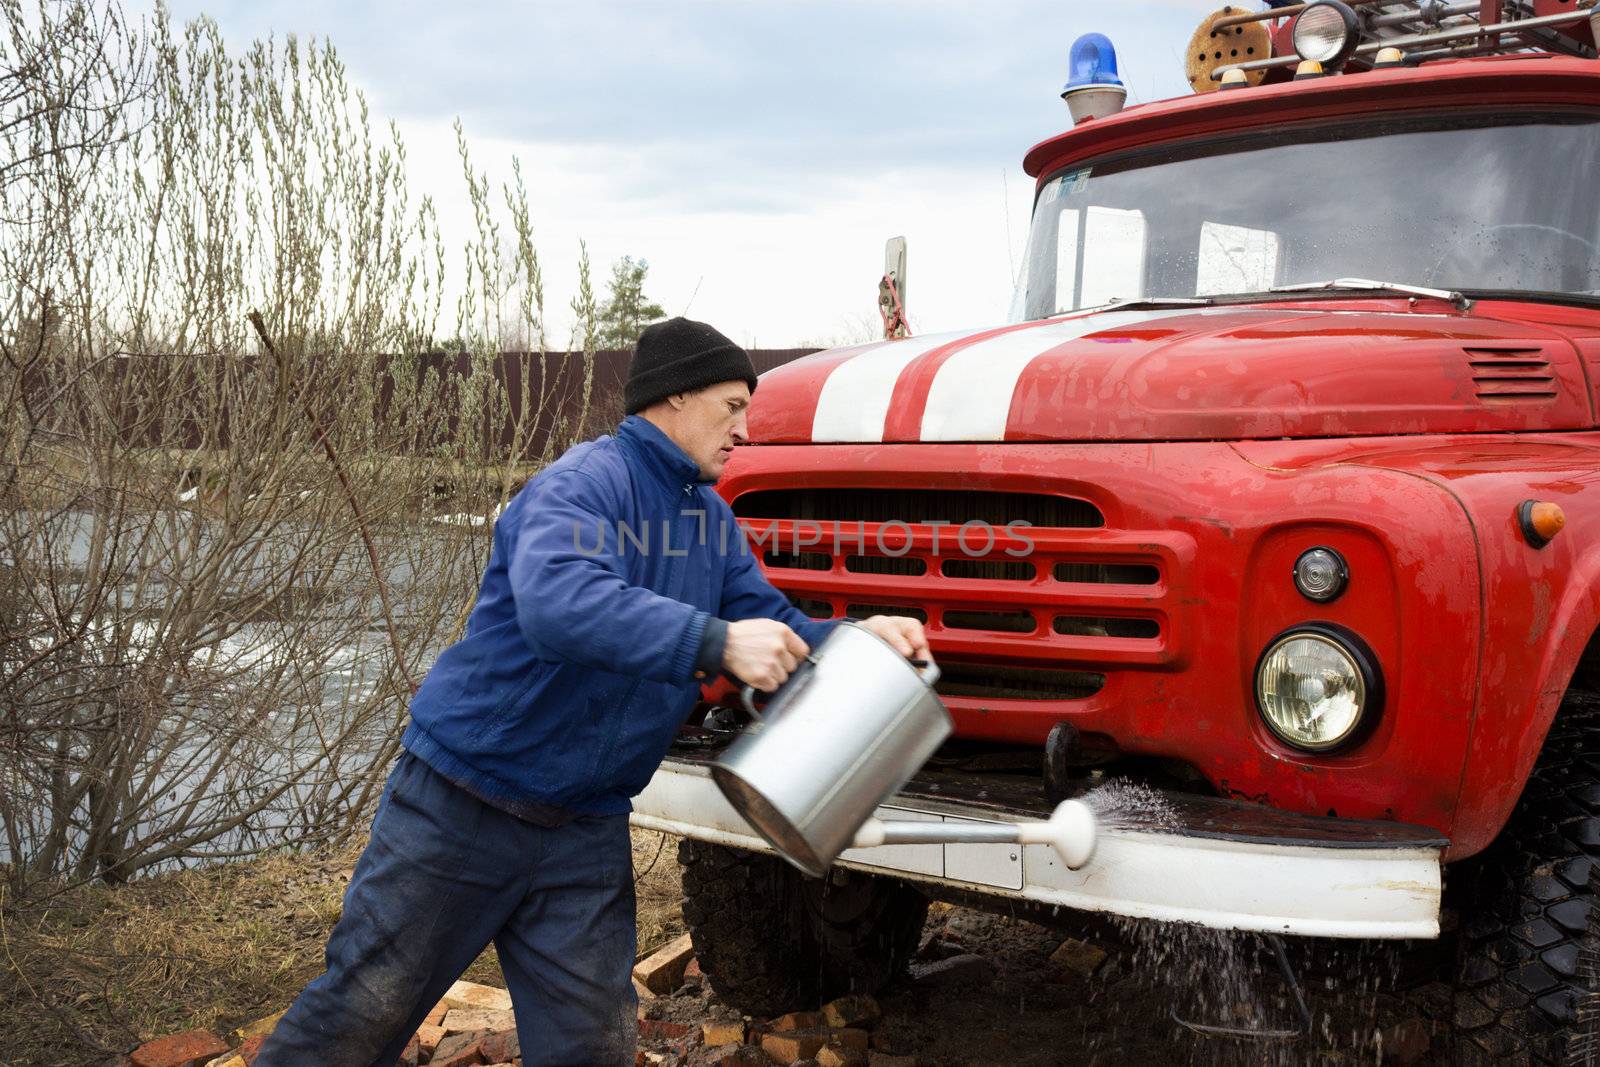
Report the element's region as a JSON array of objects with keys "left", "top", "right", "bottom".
[{"left": 631, "top": 2, "right": 1600, "bottom": 1059}]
